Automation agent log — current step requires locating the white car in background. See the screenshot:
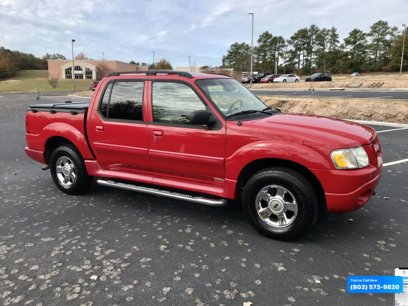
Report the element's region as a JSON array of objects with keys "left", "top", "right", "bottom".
[{"left": 273, "top": 74, "right": 300, "bottom": 83}]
